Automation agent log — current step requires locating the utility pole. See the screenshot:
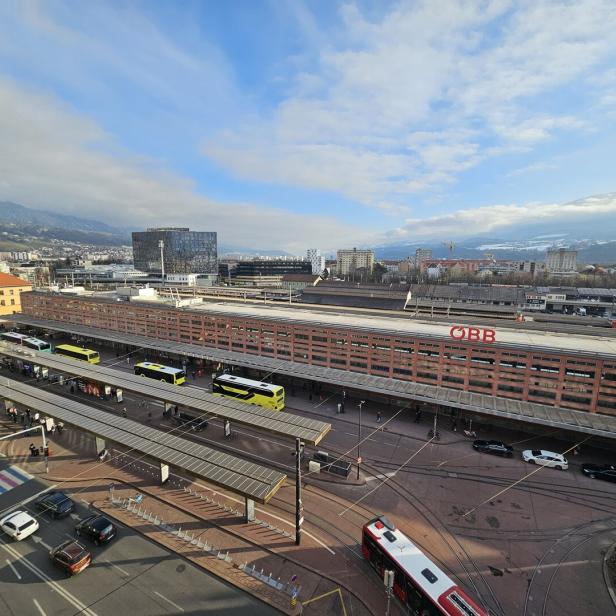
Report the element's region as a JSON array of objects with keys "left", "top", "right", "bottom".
[
  {"left": 295, "top": 438, "right": 304, "bottom": 545},
  {"left": 356, "top": 400, "right": 365, "bottom": 479}
]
